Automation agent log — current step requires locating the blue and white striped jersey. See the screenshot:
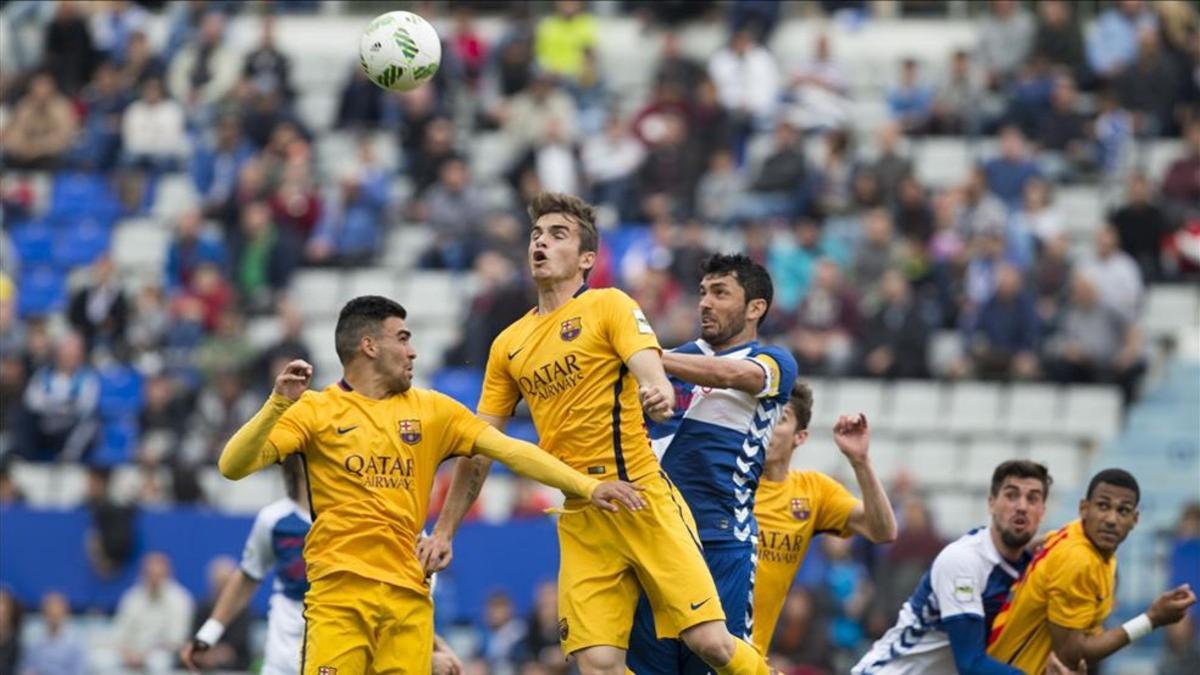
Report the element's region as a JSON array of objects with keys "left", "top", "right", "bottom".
[
  {"left": 648, "top": 339, "right": 798, "bottom": 546},
  {"left": 852, "top": 526, "right": 1031, "bottom": 675}
]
